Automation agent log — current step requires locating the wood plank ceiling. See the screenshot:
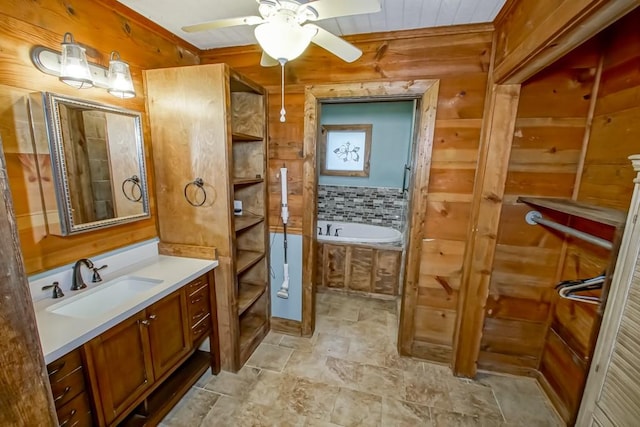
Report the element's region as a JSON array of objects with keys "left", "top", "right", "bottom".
[{"left": 116, "top": 0, "right": 507, "bottom": 50}]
